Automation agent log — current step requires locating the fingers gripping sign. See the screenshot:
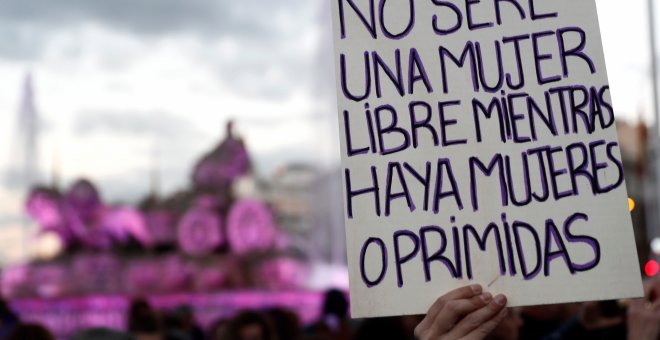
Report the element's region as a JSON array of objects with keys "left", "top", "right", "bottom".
[
  {"left": 415, "top": 285, "right": 508, "bottom": 340},
  {"left": 332, "top": 0, "right": 643, "bottom": 318}
]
